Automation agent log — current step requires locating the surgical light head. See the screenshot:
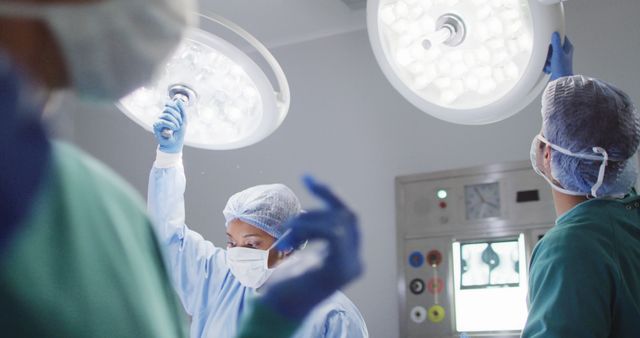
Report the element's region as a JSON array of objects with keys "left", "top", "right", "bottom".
[
  {"left": 368, "top": 0, "right": 566, "bottom": 124},
  {"left": 223, "top": 184, "right": 302, "bottom": 239},
  {"left": 541, "top": 75, "right": 640, "bottom": 197},
  {"left": 118, "top": 14, "right": 290, "bottom": 150}
]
